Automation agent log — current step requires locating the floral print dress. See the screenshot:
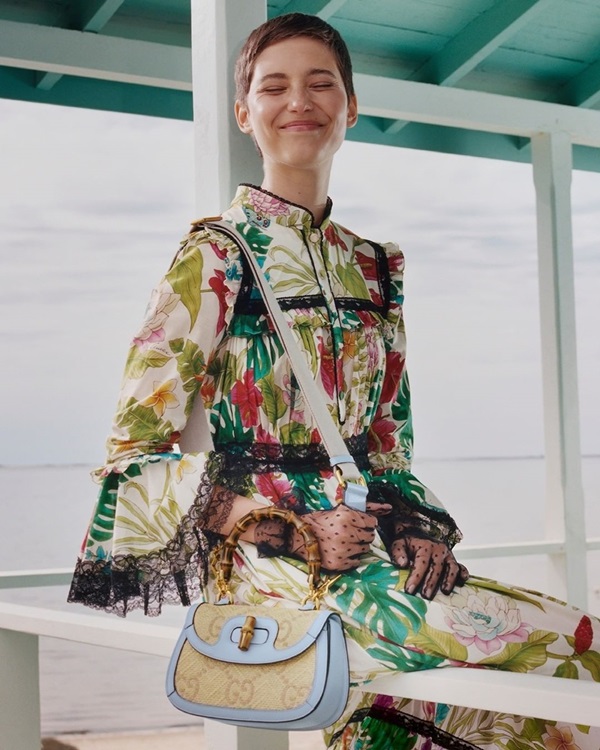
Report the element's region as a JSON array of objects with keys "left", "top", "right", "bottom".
[{"left": 69, "top": 185, "right": 600, "bottom": 749}]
